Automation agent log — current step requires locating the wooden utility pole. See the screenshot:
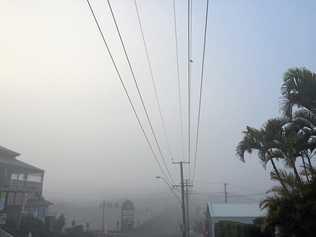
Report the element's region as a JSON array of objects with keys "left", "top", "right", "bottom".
[
  {"left": 224, "top": 183, "right": 228, "bottom": 204},
  {"left": 185, "top": 179, "right": 192, "bottom": 237},
  {"left": 101, "top": 201, "right": 105, "bottom": 233},
  {"left": 173, "top": 161, "right": 190, "bottom": 237}
]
